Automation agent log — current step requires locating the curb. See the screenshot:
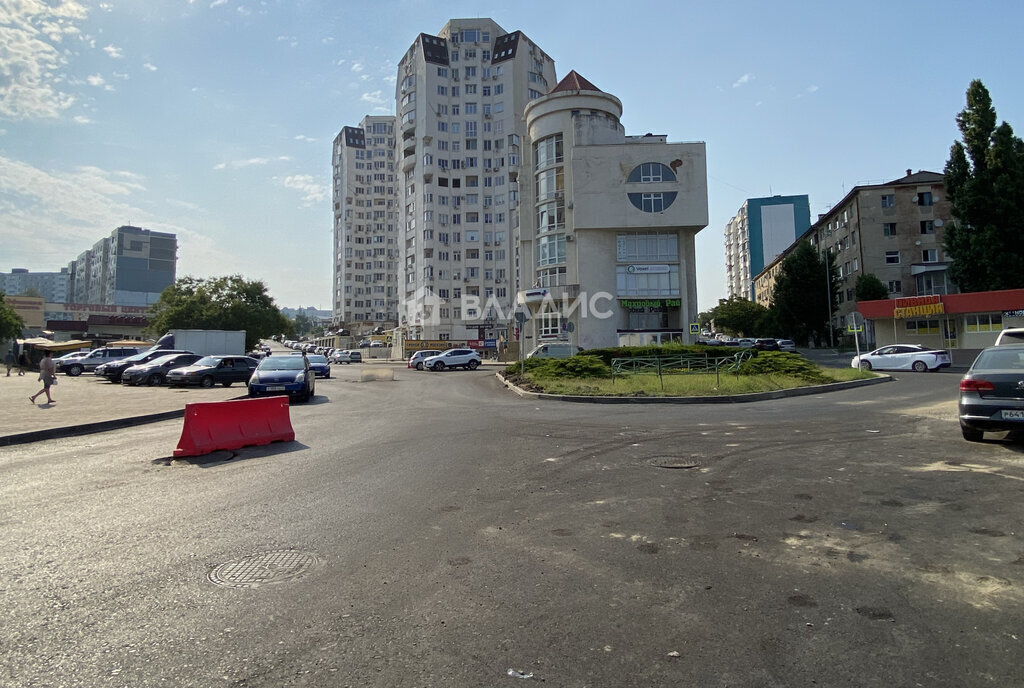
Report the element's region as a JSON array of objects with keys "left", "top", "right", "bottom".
[
  {"left": 0, "top": 394, "right": 250, "bottom": 448},
  {"left": 494, "top": 372, "right": 892, "bottom": 404}
]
